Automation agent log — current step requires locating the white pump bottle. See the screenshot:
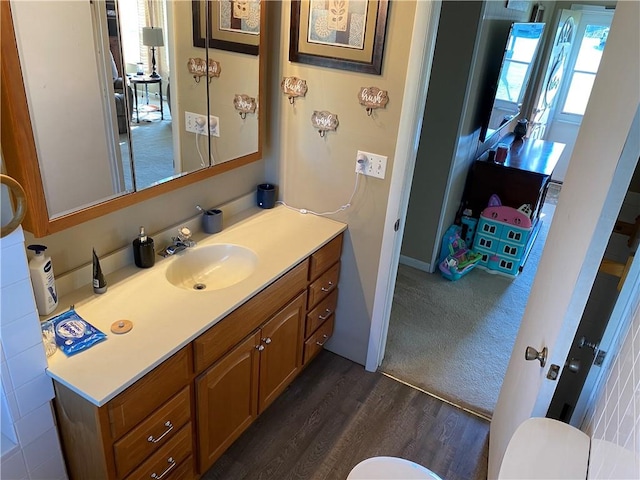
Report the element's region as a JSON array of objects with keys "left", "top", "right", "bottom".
[{"left": 27, "top": 245, "right": 58, "bottom": 315}]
